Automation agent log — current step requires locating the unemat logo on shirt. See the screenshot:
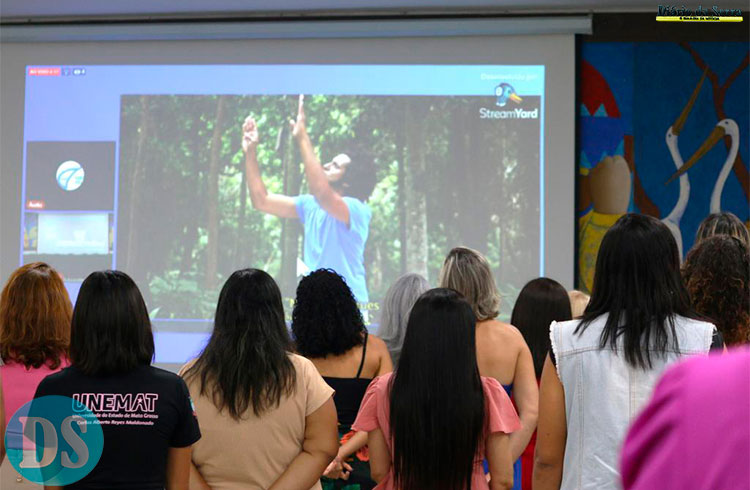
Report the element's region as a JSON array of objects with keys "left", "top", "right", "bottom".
[{"left": 4, "top": 396, "right": 104, "bottom": 485}]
